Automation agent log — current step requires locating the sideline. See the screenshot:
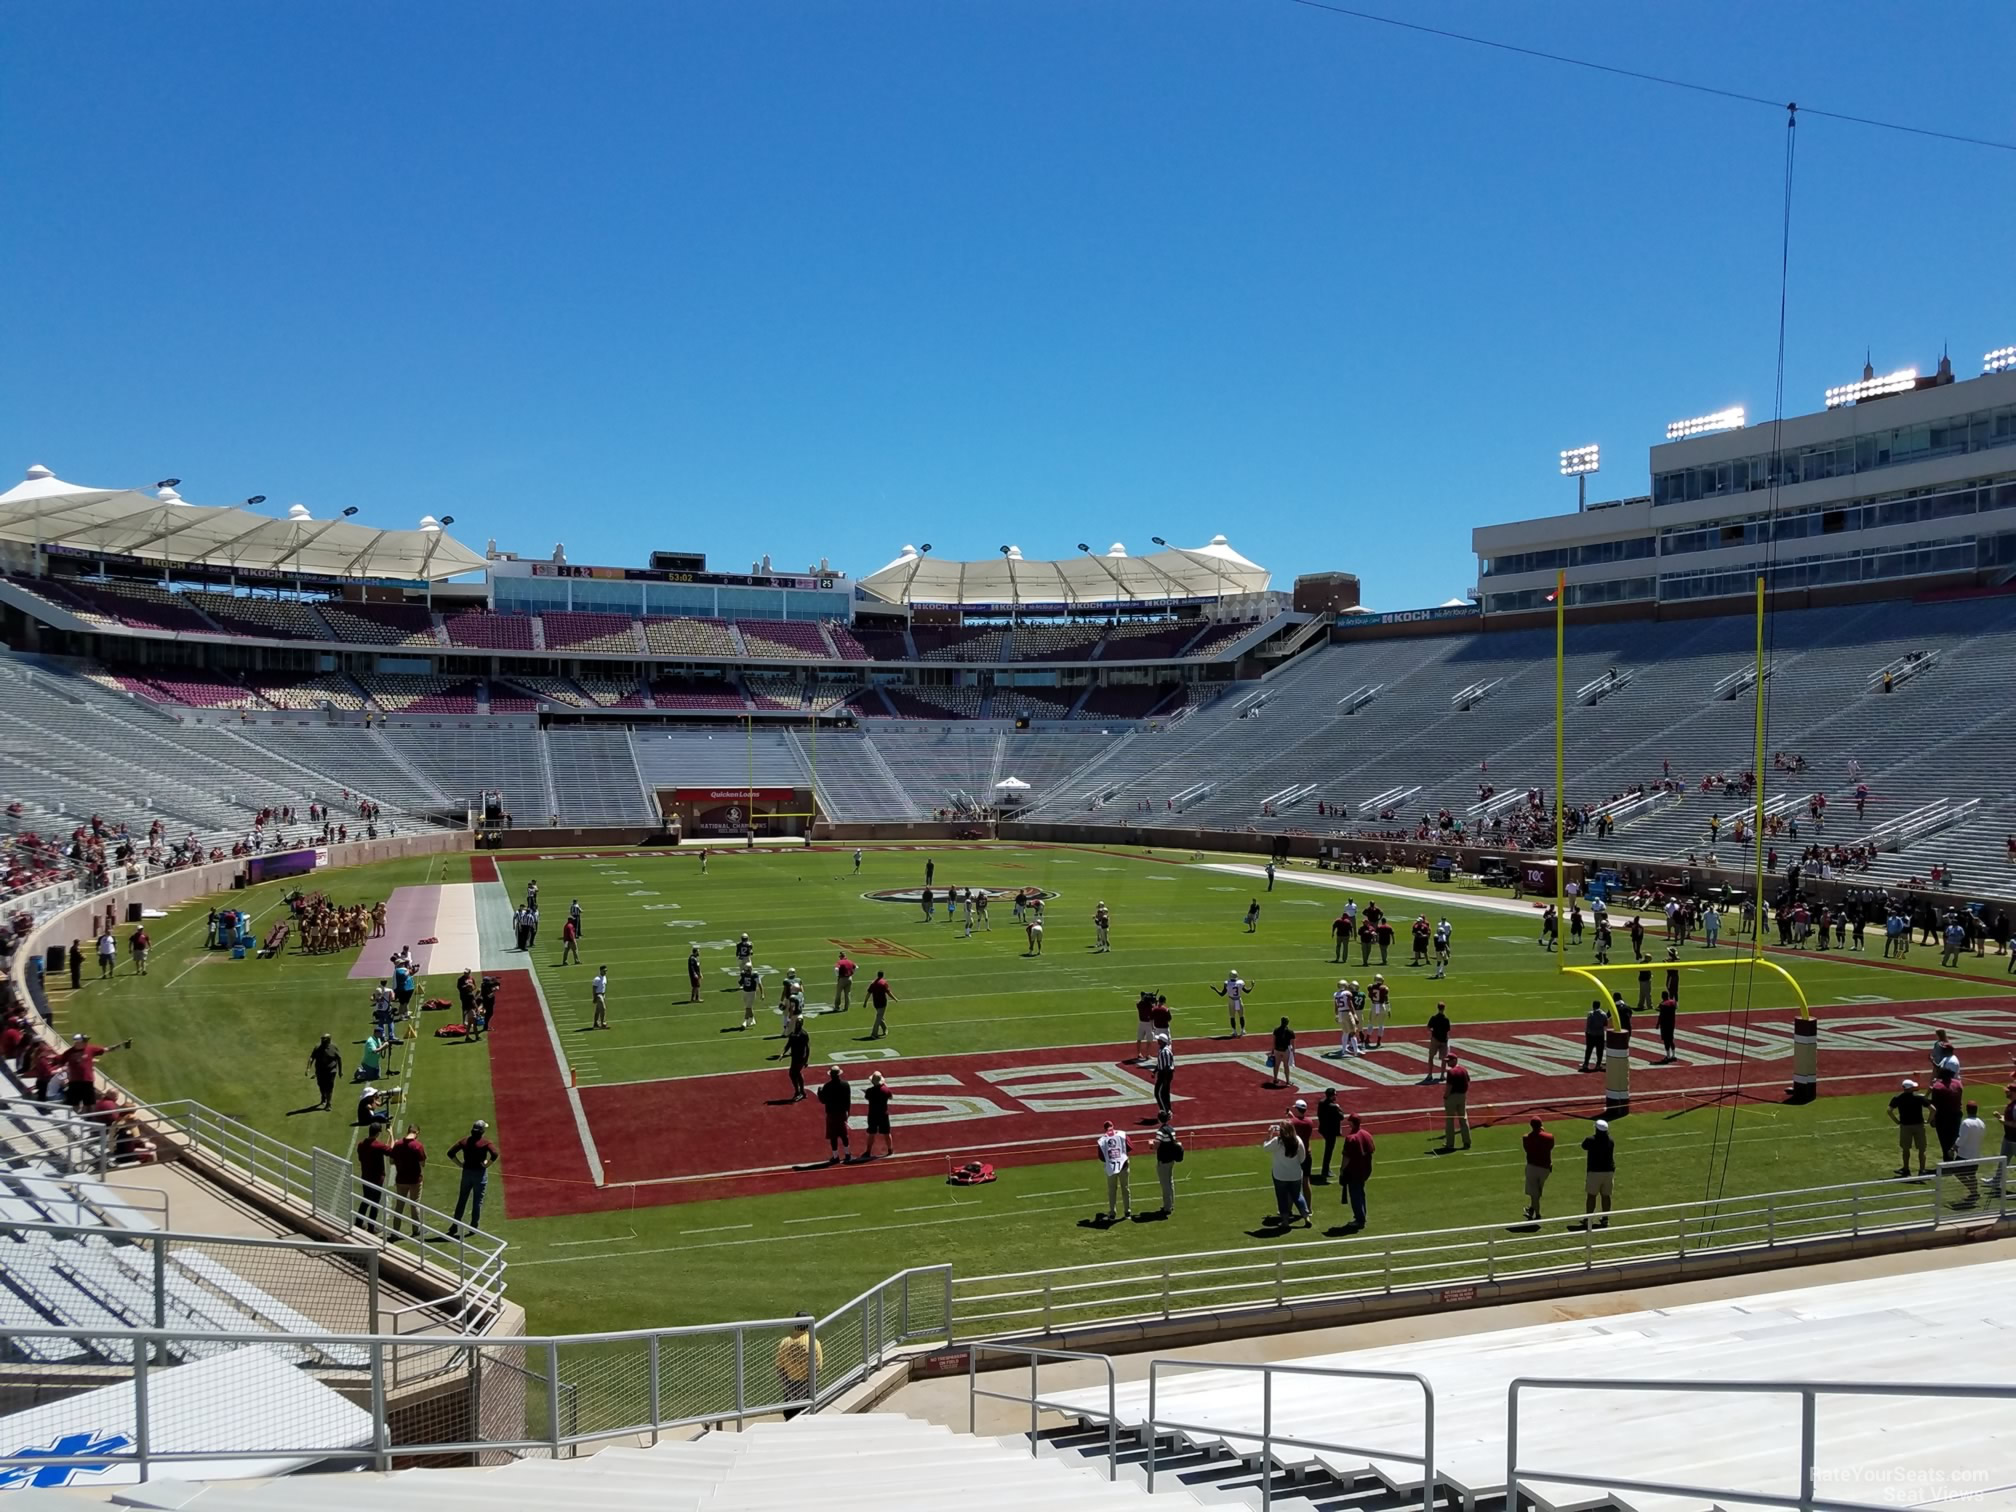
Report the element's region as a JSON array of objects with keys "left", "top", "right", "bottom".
[{"left": 1198, "top": 862, "right": 1544, "bottom": 919}]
